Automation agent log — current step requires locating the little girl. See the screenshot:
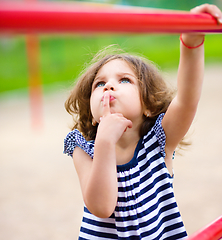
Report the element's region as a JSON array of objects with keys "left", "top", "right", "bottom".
[{"left": 64, "top": 4, "right": 222, "bottom": 240}]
